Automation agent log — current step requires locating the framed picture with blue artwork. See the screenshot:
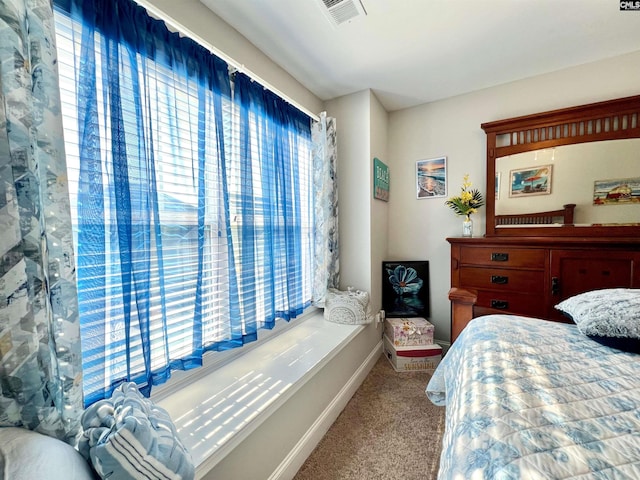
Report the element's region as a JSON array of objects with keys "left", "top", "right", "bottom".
[{"left": 382, "top": 261, "right": 430, "bottom": 318}]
